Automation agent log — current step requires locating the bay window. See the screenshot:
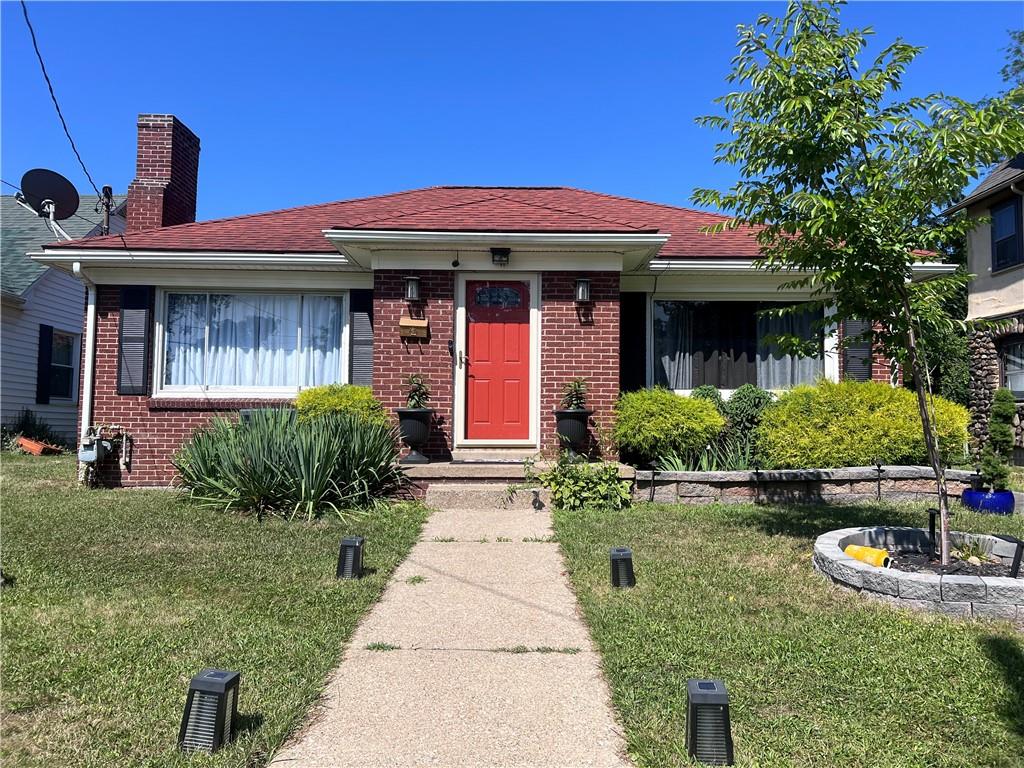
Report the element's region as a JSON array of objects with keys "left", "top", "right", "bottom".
[
  {"left": 159, "top": 291, "right": 347, "bottom": 394},
  {"left": 653, "top": 300, "right": 823, "bottom": 390}
]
